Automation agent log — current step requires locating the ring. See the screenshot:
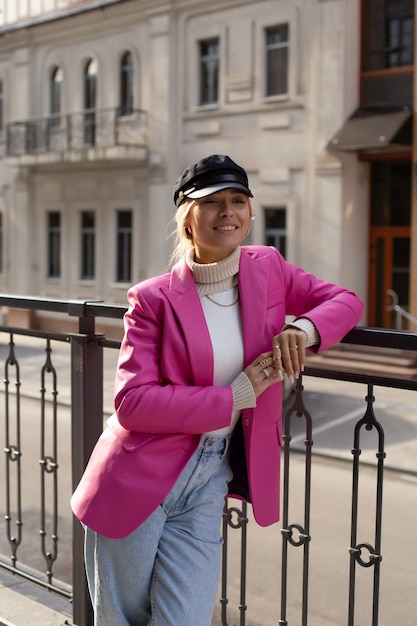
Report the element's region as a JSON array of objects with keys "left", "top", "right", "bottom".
[
  {"left": 289, "top": 345, "right": 298, "bottom": 351},
  {"left": 262, "top": 367, "right": 270, "bottom": 379},
  {"left": 259, "top": 358, "right": 272, "bottom": 367},
  {"left": 273, "top": 354, "right": 282, "bottom": 361},
  {"left": 273, "top": 345, "right": 280, "bottom": 350}
]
